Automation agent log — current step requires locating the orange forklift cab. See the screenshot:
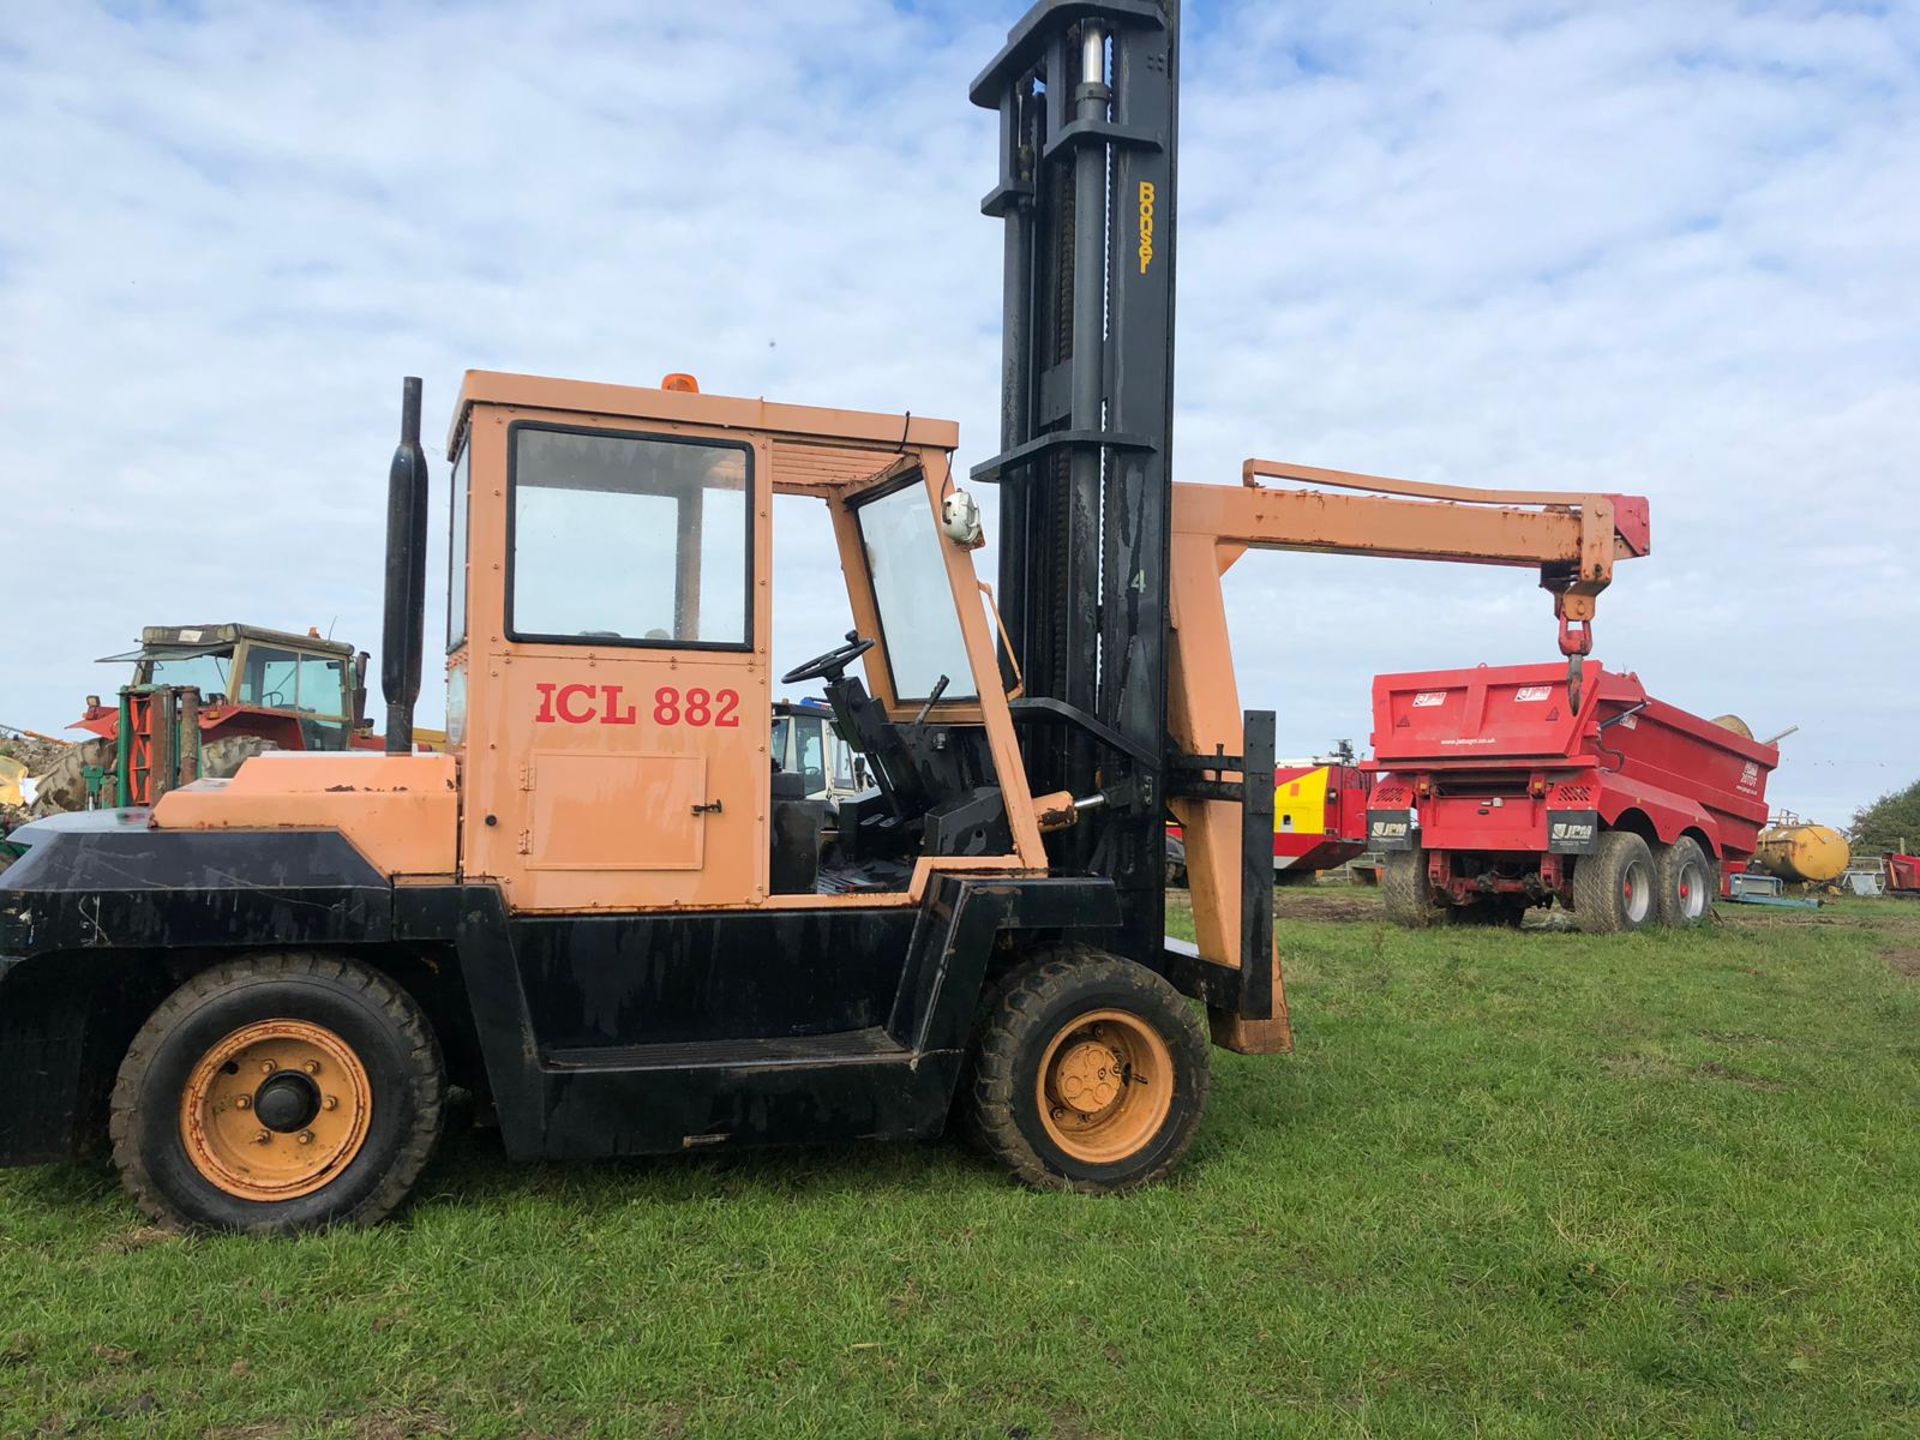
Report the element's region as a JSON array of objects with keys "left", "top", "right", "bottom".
[{"left": 443, "top": 370, "right": 1047, "bottom": 913}]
